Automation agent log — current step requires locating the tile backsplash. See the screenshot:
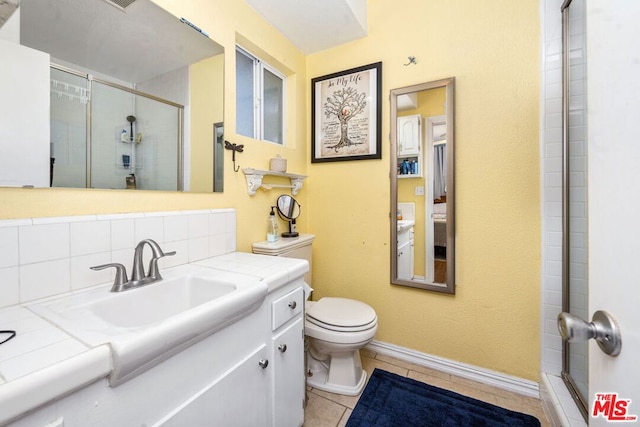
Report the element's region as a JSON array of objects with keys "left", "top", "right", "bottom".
[{"left": 0, "top": 209, "right": 236, "bottom": 308}]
